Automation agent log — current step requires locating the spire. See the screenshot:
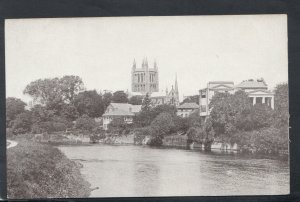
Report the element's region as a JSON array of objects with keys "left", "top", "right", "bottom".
[
  {"left": 142, "top": 58, "right": 145, "bottom": 68},
  {"left": 166, "top": 87, "right": 168, "bottom": 95},
  {"left": 144, "top": 57, "right": 148, "bottom": 69},
  {"left": 132, "top": 59, "right": 136, "bottom": 70},
  {"left": 175, "top": 74, "right": 178, "bottom": 93},
  {"left": 154, "top": 60, "right": 157, "bottom": 70}
]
